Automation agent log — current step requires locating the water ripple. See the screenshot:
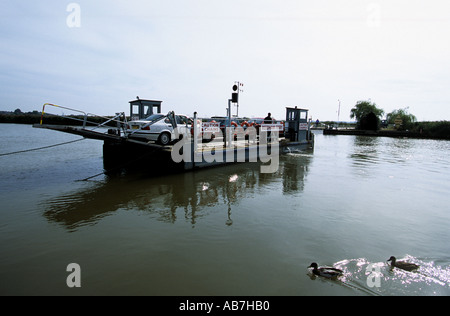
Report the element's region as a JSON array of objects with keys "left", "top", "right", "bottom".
[{"left": 332, "top": 256, "right": 450, "bottom": 296}]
